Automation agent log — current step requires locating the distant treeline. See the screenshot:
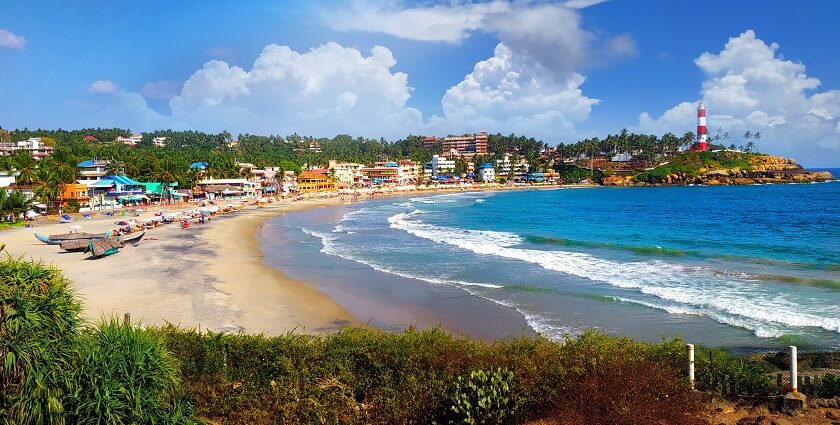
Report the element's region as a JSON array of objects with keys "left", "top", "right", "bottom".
[{"left": 0, "top": 126, "right": 762, "bottom": 188}]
